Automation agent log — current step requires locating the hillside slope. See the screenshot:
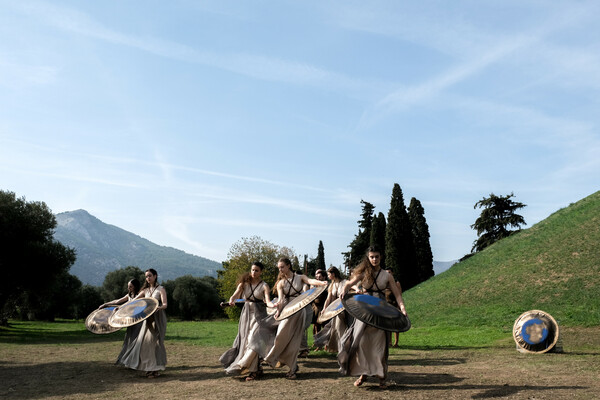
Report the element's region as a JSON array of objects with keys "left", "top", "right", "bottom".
[
  {"left": 54, "top": 210, "right": 221, "bottom": 286},
  {"left": 406, "top": 191, "right": 600, "bottom": 328}
]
